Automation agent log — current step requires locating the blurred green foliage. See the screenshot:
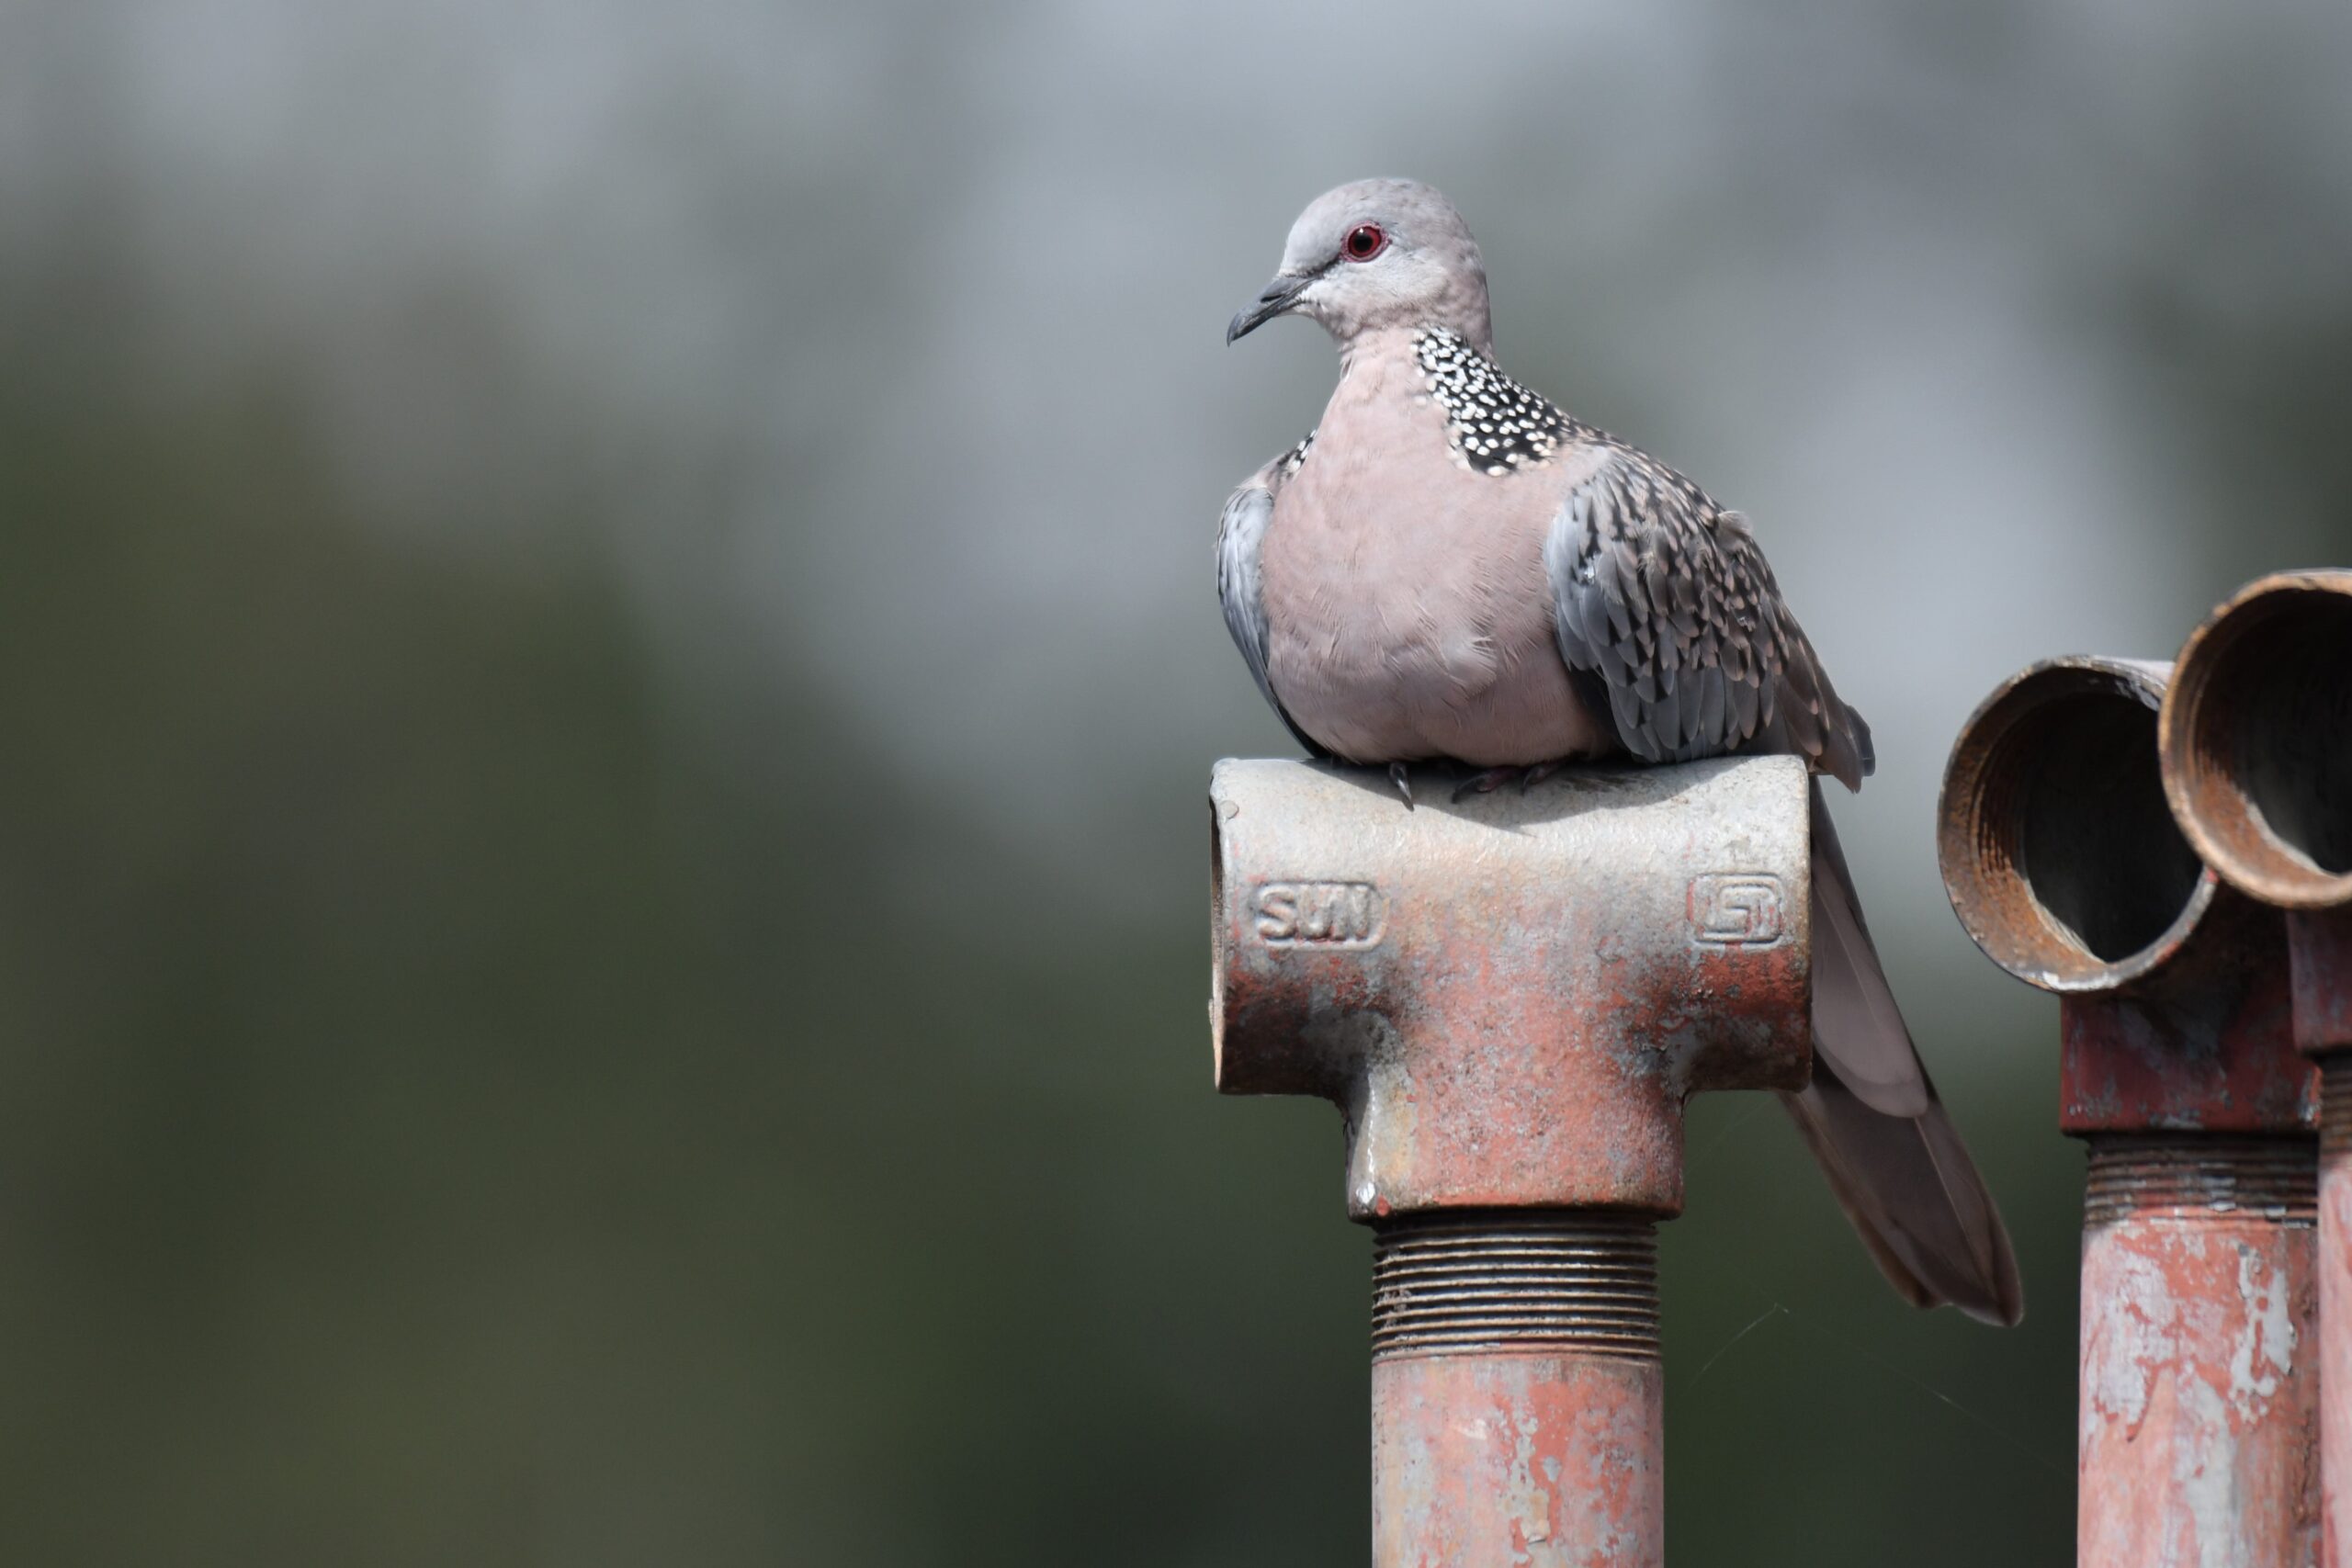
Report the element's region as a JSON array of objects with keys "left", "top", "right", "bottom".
[
  {"left": 0, "top": 235, "right": 2083, "bottom": 1568},
  {"left": 4, "top": 4, "right": 2349, "bottom": 1562},
  {"left": 0, "top": 246, "right": 1382, "bottom": 1565}
]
